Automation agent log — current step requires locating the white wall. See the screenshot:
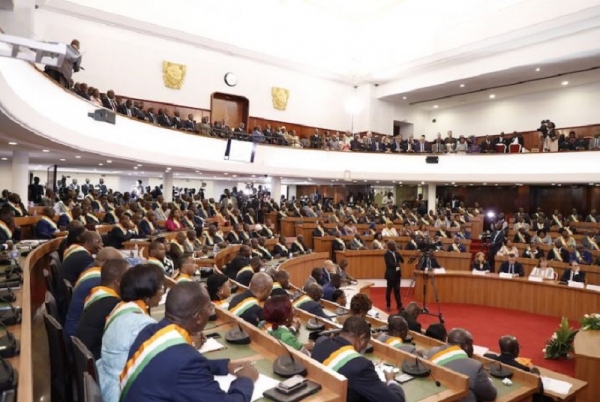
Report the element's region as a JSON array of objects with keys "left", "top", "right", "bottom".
[
  {"left": 405, "top": 81, "right": 600, "bottom": 140},
  {"left": 0, "top": 162, "right": 12, "bottom": 192},
  {"left": 33, "top": 9, "right": 354, "bottom": 130}
]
